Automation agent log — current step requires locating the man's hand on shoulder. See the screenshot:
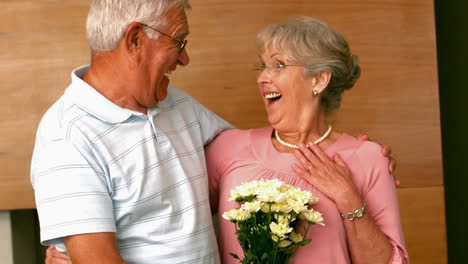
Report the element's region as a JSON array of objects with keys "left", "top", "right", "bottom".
[
  {"left": 357, "top": 134, "right": 400, "bottom": 187},
  {"left": 47, "top": 232, "right": 127, "bottom": 264}
]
